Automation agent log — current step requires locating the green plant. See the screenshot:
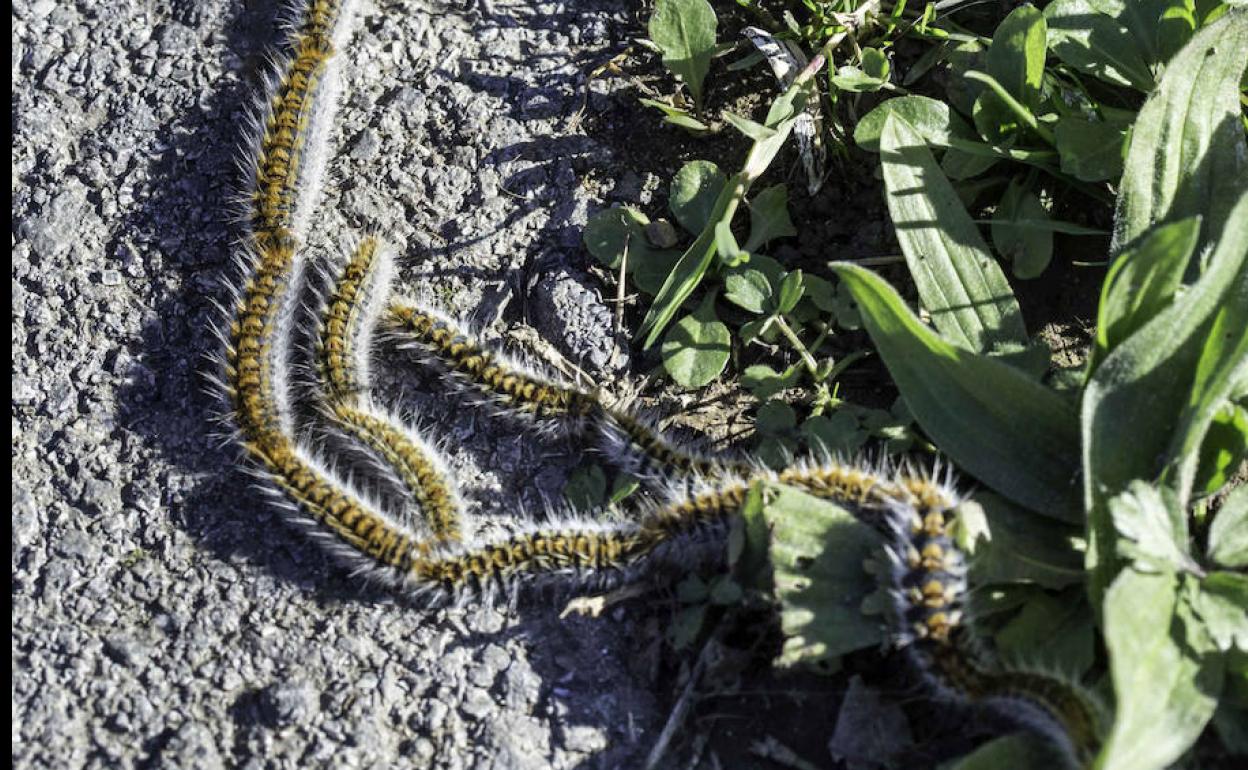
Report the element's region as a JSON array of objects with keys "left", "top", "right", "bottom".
[{"left": 793, "top": 13, "right": 1248, "bottom": 767}]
